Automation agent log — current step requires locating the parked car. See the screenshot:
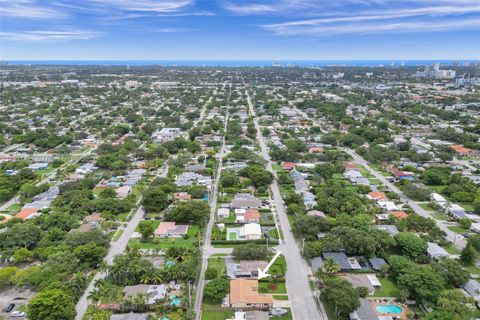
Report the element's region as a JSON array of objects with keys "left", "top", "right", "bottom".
[
  {"left": 11, "top": 311, "right": 25, "bottom": 317},
  {"left": 270, "top": 308, "right": 288, "bottom": 317},
  {"left": 3, "top": 303, "right": 15, "bottom": 312}
]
